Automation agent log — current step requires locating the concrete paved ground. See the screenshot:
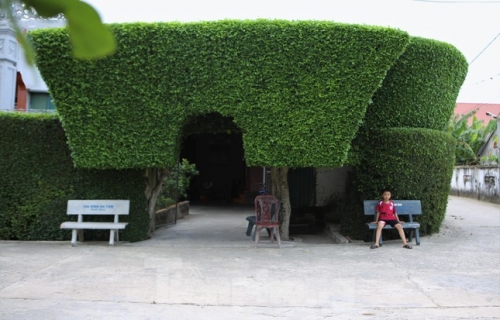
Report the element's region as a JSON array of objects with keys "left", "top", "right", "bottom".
[{"left": 0, "top": 196, "right": 499, "bottom": 319}]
